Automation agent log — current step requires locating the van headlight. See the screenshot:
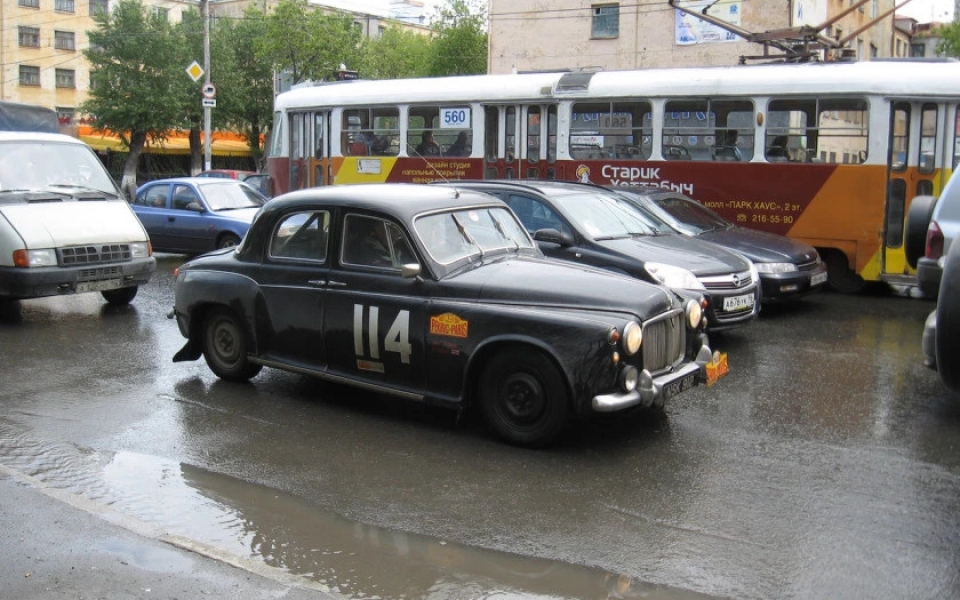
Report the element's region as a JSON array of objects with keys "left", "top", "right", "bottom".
[
  {"left": 644, "top": 262, "right": 705, "bottom": 290},
  {"left": 620, "top": 320, "right": 642, "bottom": 355},
  {"left": 130, "top": 241, "right": 152, "bottom": 258},
  {"left": 13, "top": 249, "right": 57, "bottom": 267}
]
